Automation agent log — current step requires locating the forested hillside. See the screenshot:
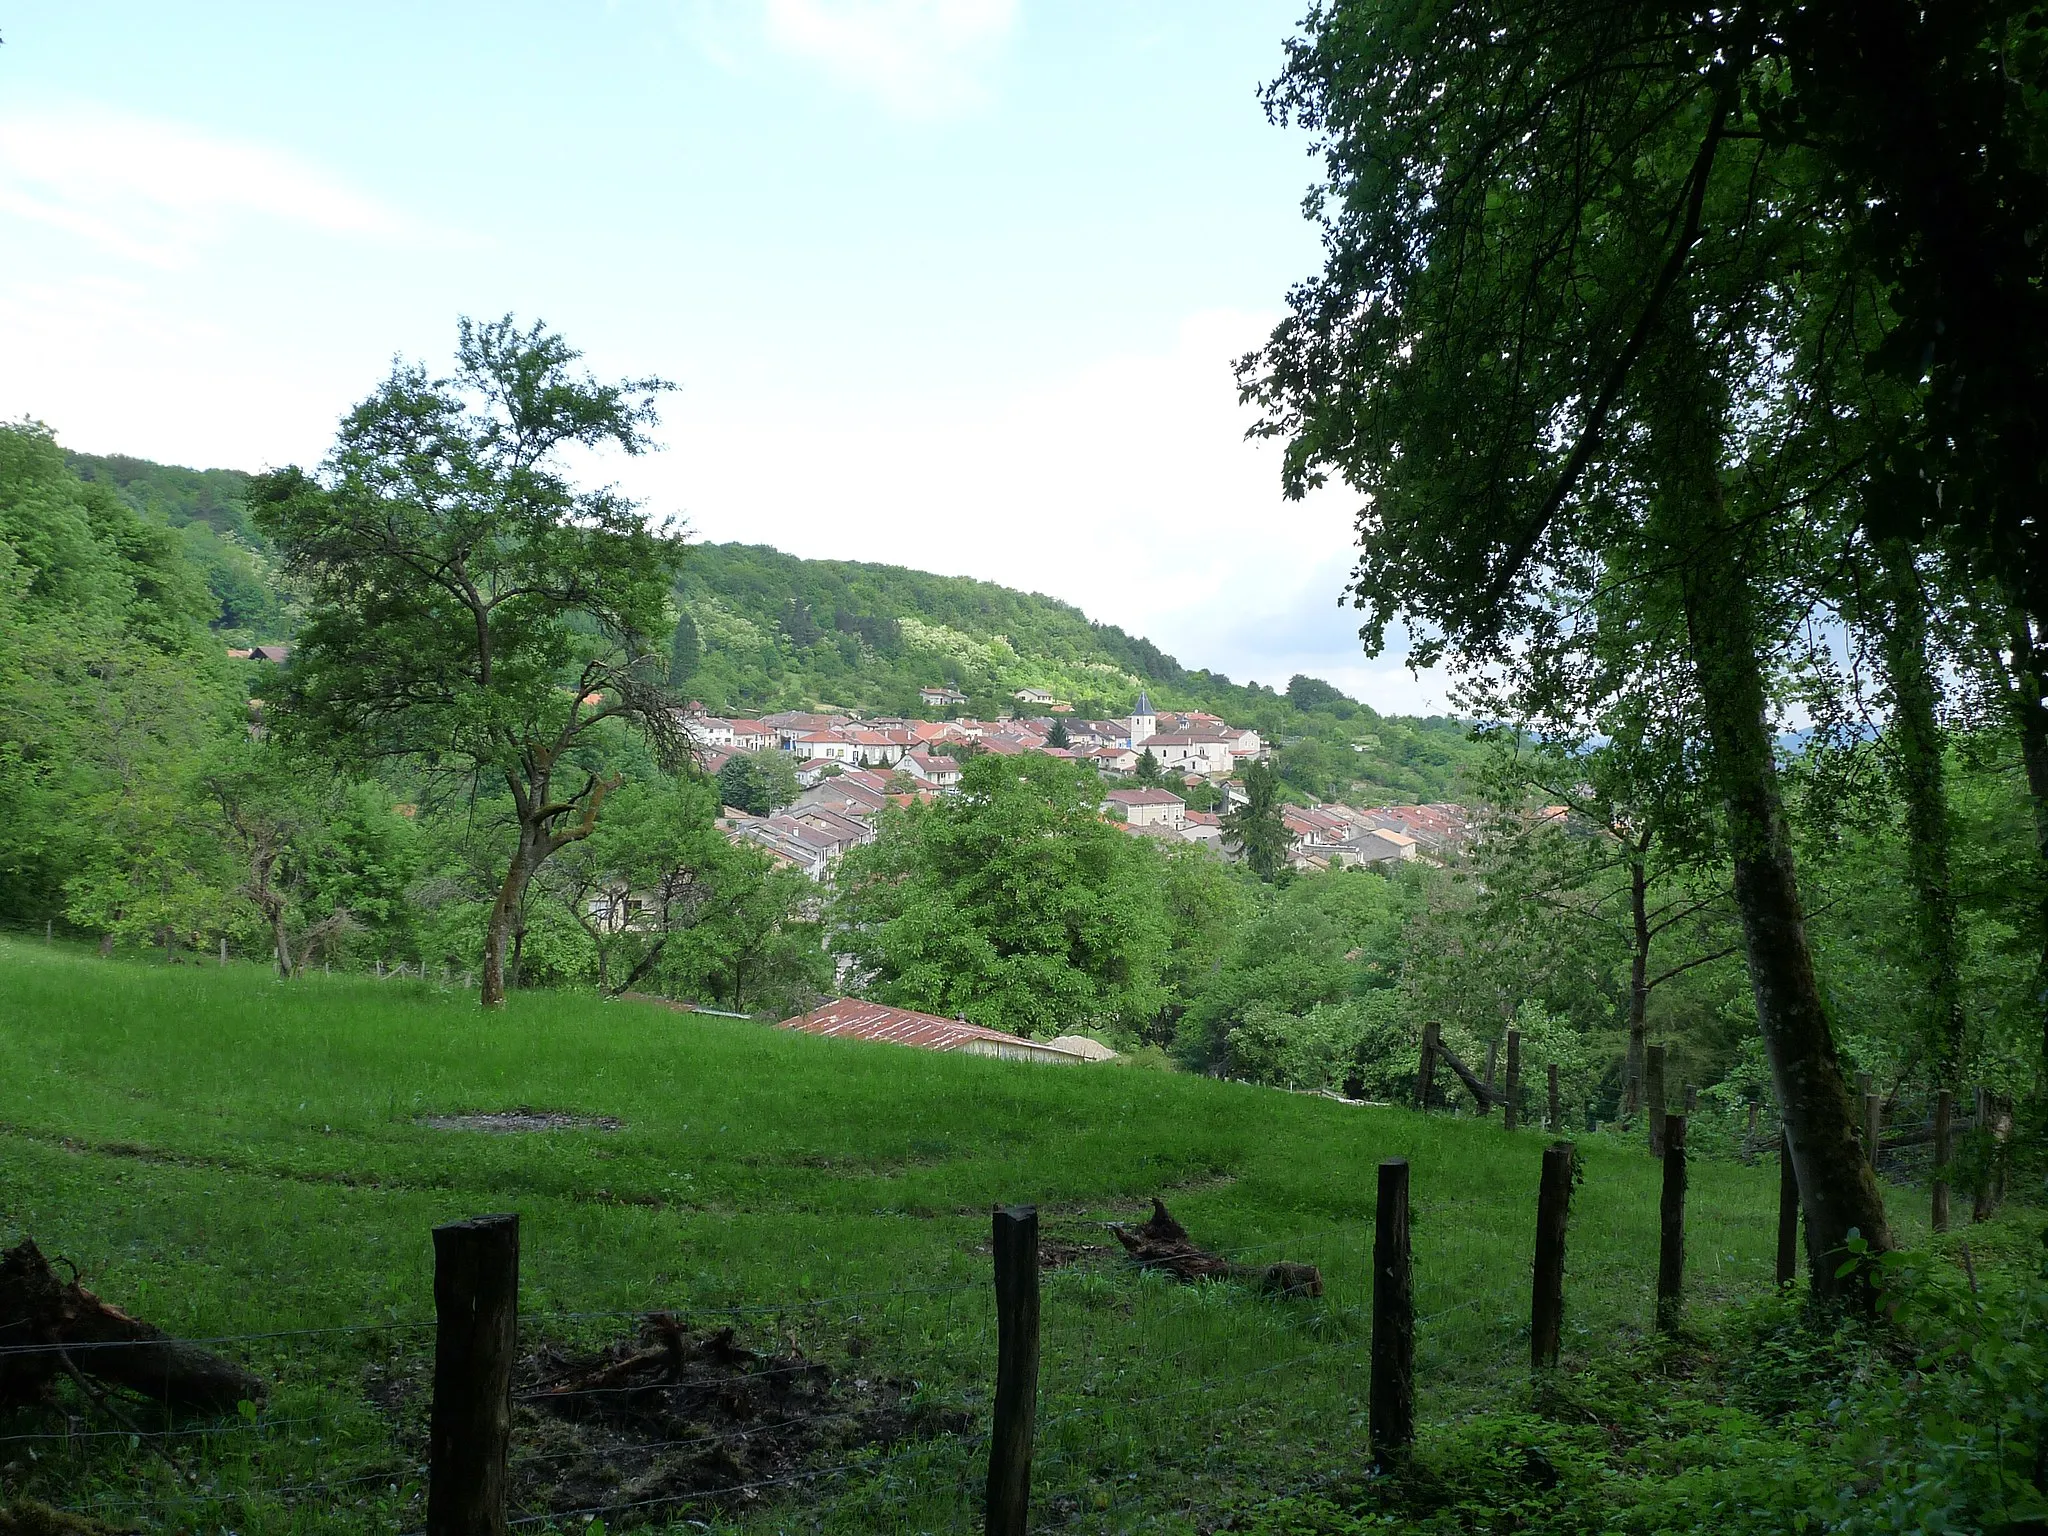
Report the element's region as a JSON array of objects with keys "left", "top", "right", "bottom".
[
  {"left": 677, "top": 542, "right": 1481, "bottom": 802},
  {"left": 47, "top": 449, "right": 1485, "bottom": 804}
]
